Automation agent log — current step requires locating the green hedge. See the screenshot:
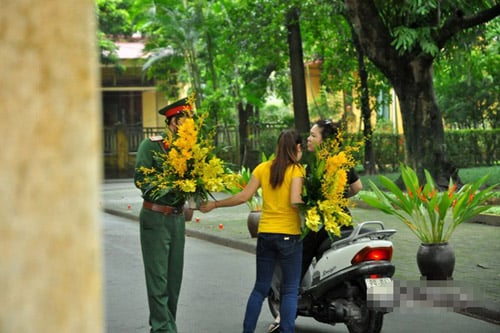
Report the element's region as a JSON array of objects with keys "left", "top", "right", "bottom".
[
  {"left": 347, "top": 133, "right": 405, "bottom": 172},
  {"left": 445, "top": 129, "right": 499, "bottom": 167},
  {"left": 349, "top": 129, "right": 499, "bottom": 170}
]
